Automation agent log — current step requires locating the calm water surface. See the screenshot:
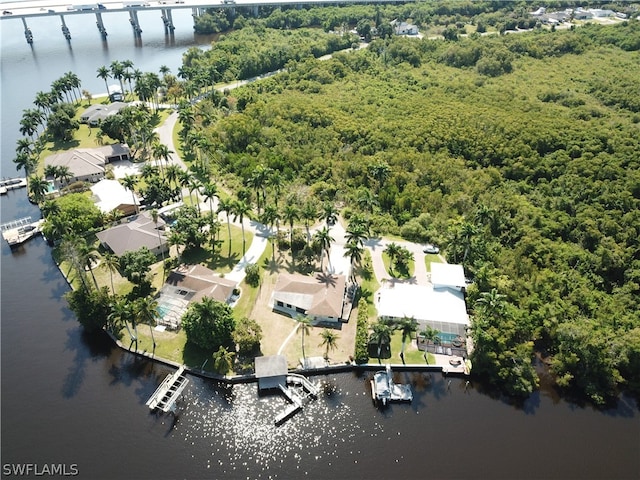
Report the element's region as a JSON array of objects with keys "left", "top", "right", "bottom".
[{"left": 1, "top": 10, "right": 639, "bottom": 480}]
